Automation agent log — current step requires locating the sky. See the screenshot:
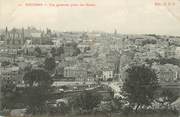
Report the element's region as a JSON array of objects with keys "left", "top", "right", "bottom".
[{"left": 0, "top": 0, "right": 180, "bottom": 35}]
